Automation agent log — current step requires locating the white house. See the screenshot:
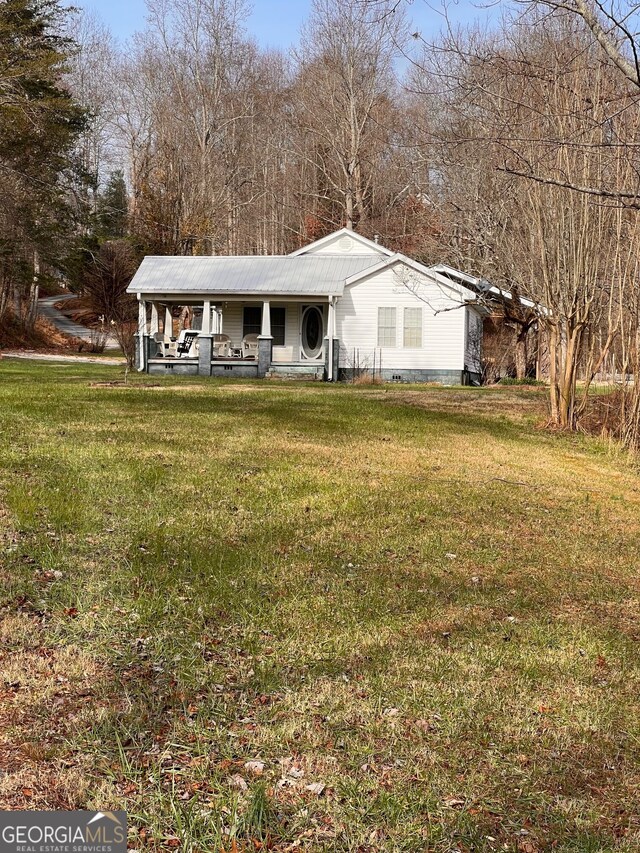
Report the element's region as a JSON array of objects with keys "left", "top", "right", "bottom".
[{"left": 127, "top": 228, "right": 485, "bottom": 384}]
